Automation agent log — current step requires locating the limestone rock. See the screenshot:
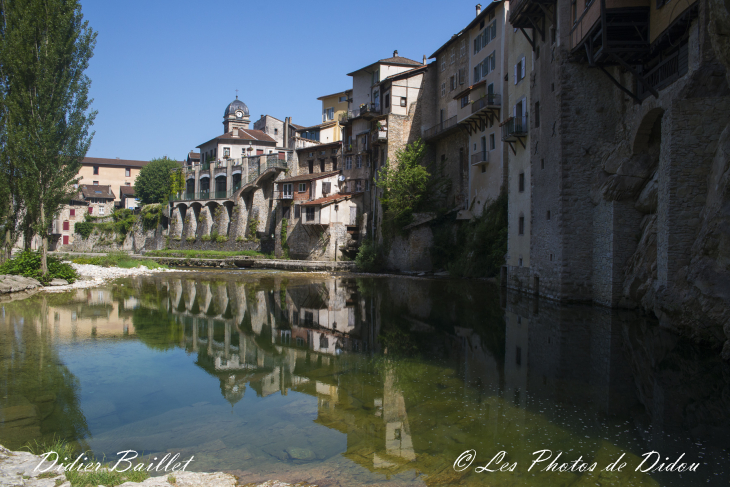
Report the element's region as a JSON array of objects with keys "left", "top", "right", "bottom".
[
  {"left": 48, "top": 278, "right": 68, "bottom": 286},
  {"left": 0, "top": 275, "right": 41, "bottom": 294},
  {"left": 285, "top": 447, "right": 315, "bottom": 461},
  {"left": 635, "top": 171, "right": 658, "bottom": 214}
]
